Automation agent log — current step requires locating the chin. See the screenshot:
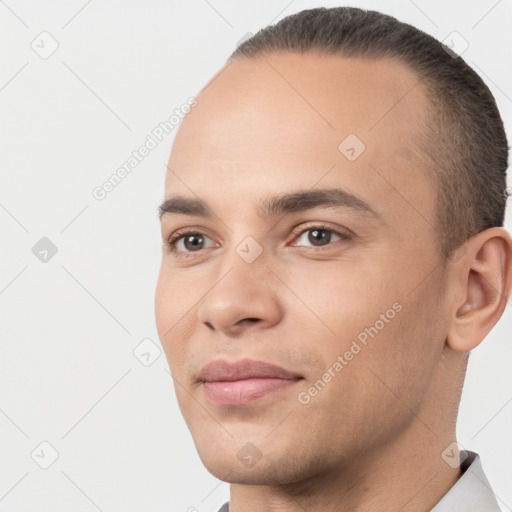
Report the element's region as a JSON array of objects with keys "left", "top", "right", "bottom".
[
  {"left": 201, "top": 458, "right": 287, "bottom": 485},
  {"left": 194, "top": 436, "right": 317, "bottom": 487}
]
